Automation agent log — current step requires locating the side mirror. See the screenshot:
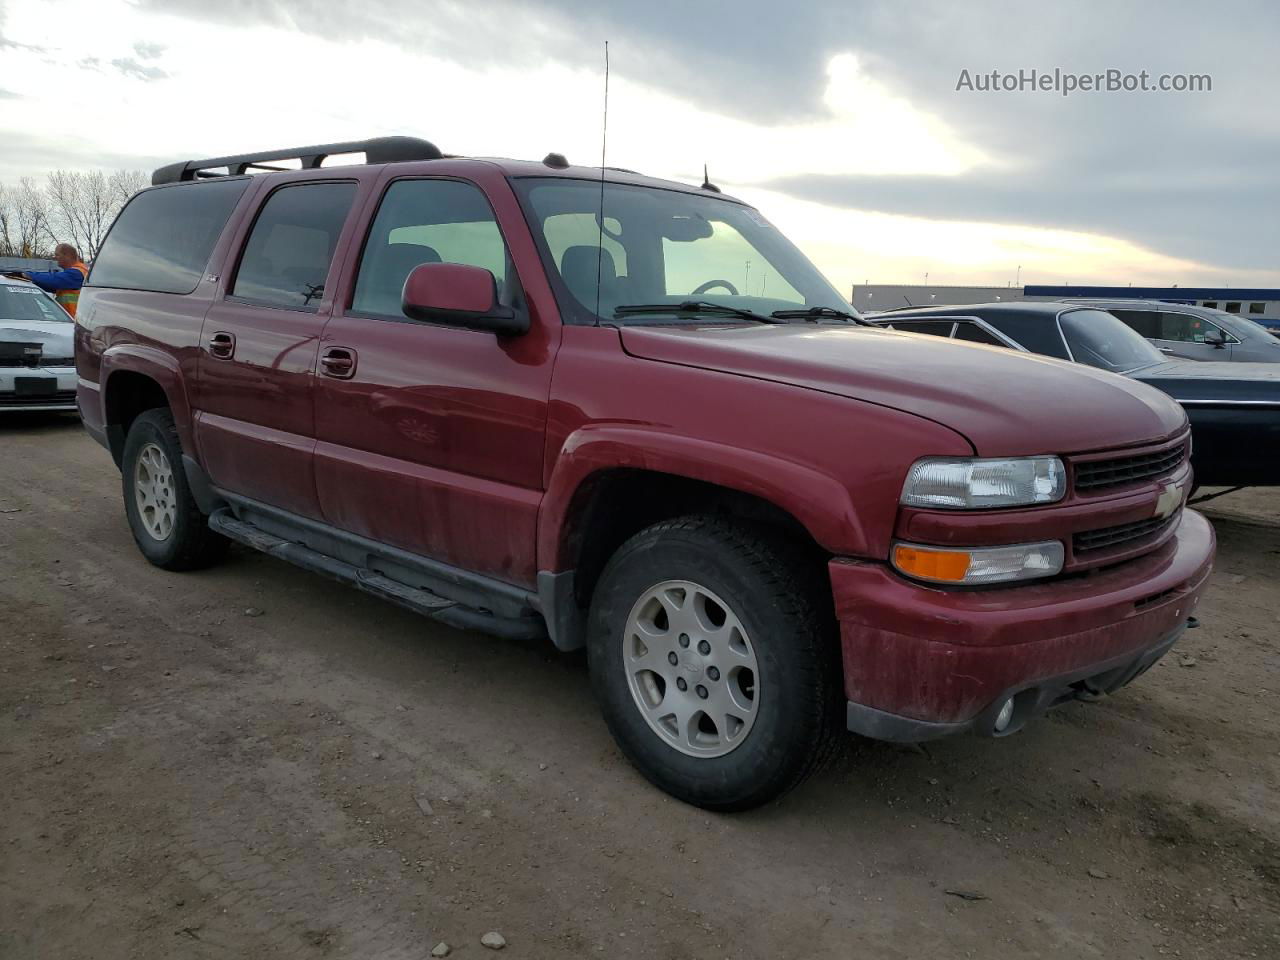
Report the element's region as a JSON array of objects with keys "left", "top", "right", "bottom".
[
  {"left": 1205, "top": 335, "right": 1227, "bottom": 349},
  {"left": 401, "top": 262, "right": 528, "bottom": 336}
]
